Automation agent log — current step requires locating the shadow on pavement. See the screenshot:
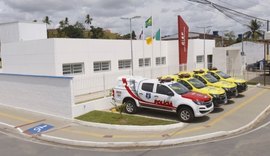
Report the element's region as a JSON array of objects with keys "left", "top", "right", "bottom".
[
  {"left": 211, "top": 107, "right": 224, "bottom": 114},
  {"left": 224, "top": 99, "right": 235, "bottom": 105},
  {"left": 235, "top": 94, "right": 245, "bottom": 98},
  {"left": 191, "top": 116, "right": 210, "bottom": 123},
  {"left": 137, "top": 108, "right": 178, "bottom": 121}
]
